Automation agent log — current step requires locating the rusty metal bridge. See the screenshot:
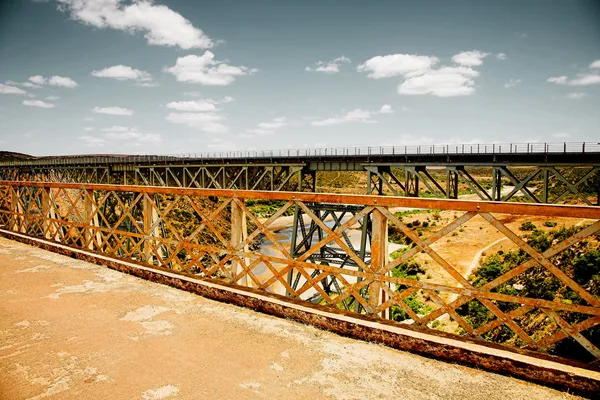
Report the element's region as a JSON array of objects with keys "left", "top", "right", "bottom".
[{"left": 1, "top": 141, "right": 599, "bottom": 205}]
